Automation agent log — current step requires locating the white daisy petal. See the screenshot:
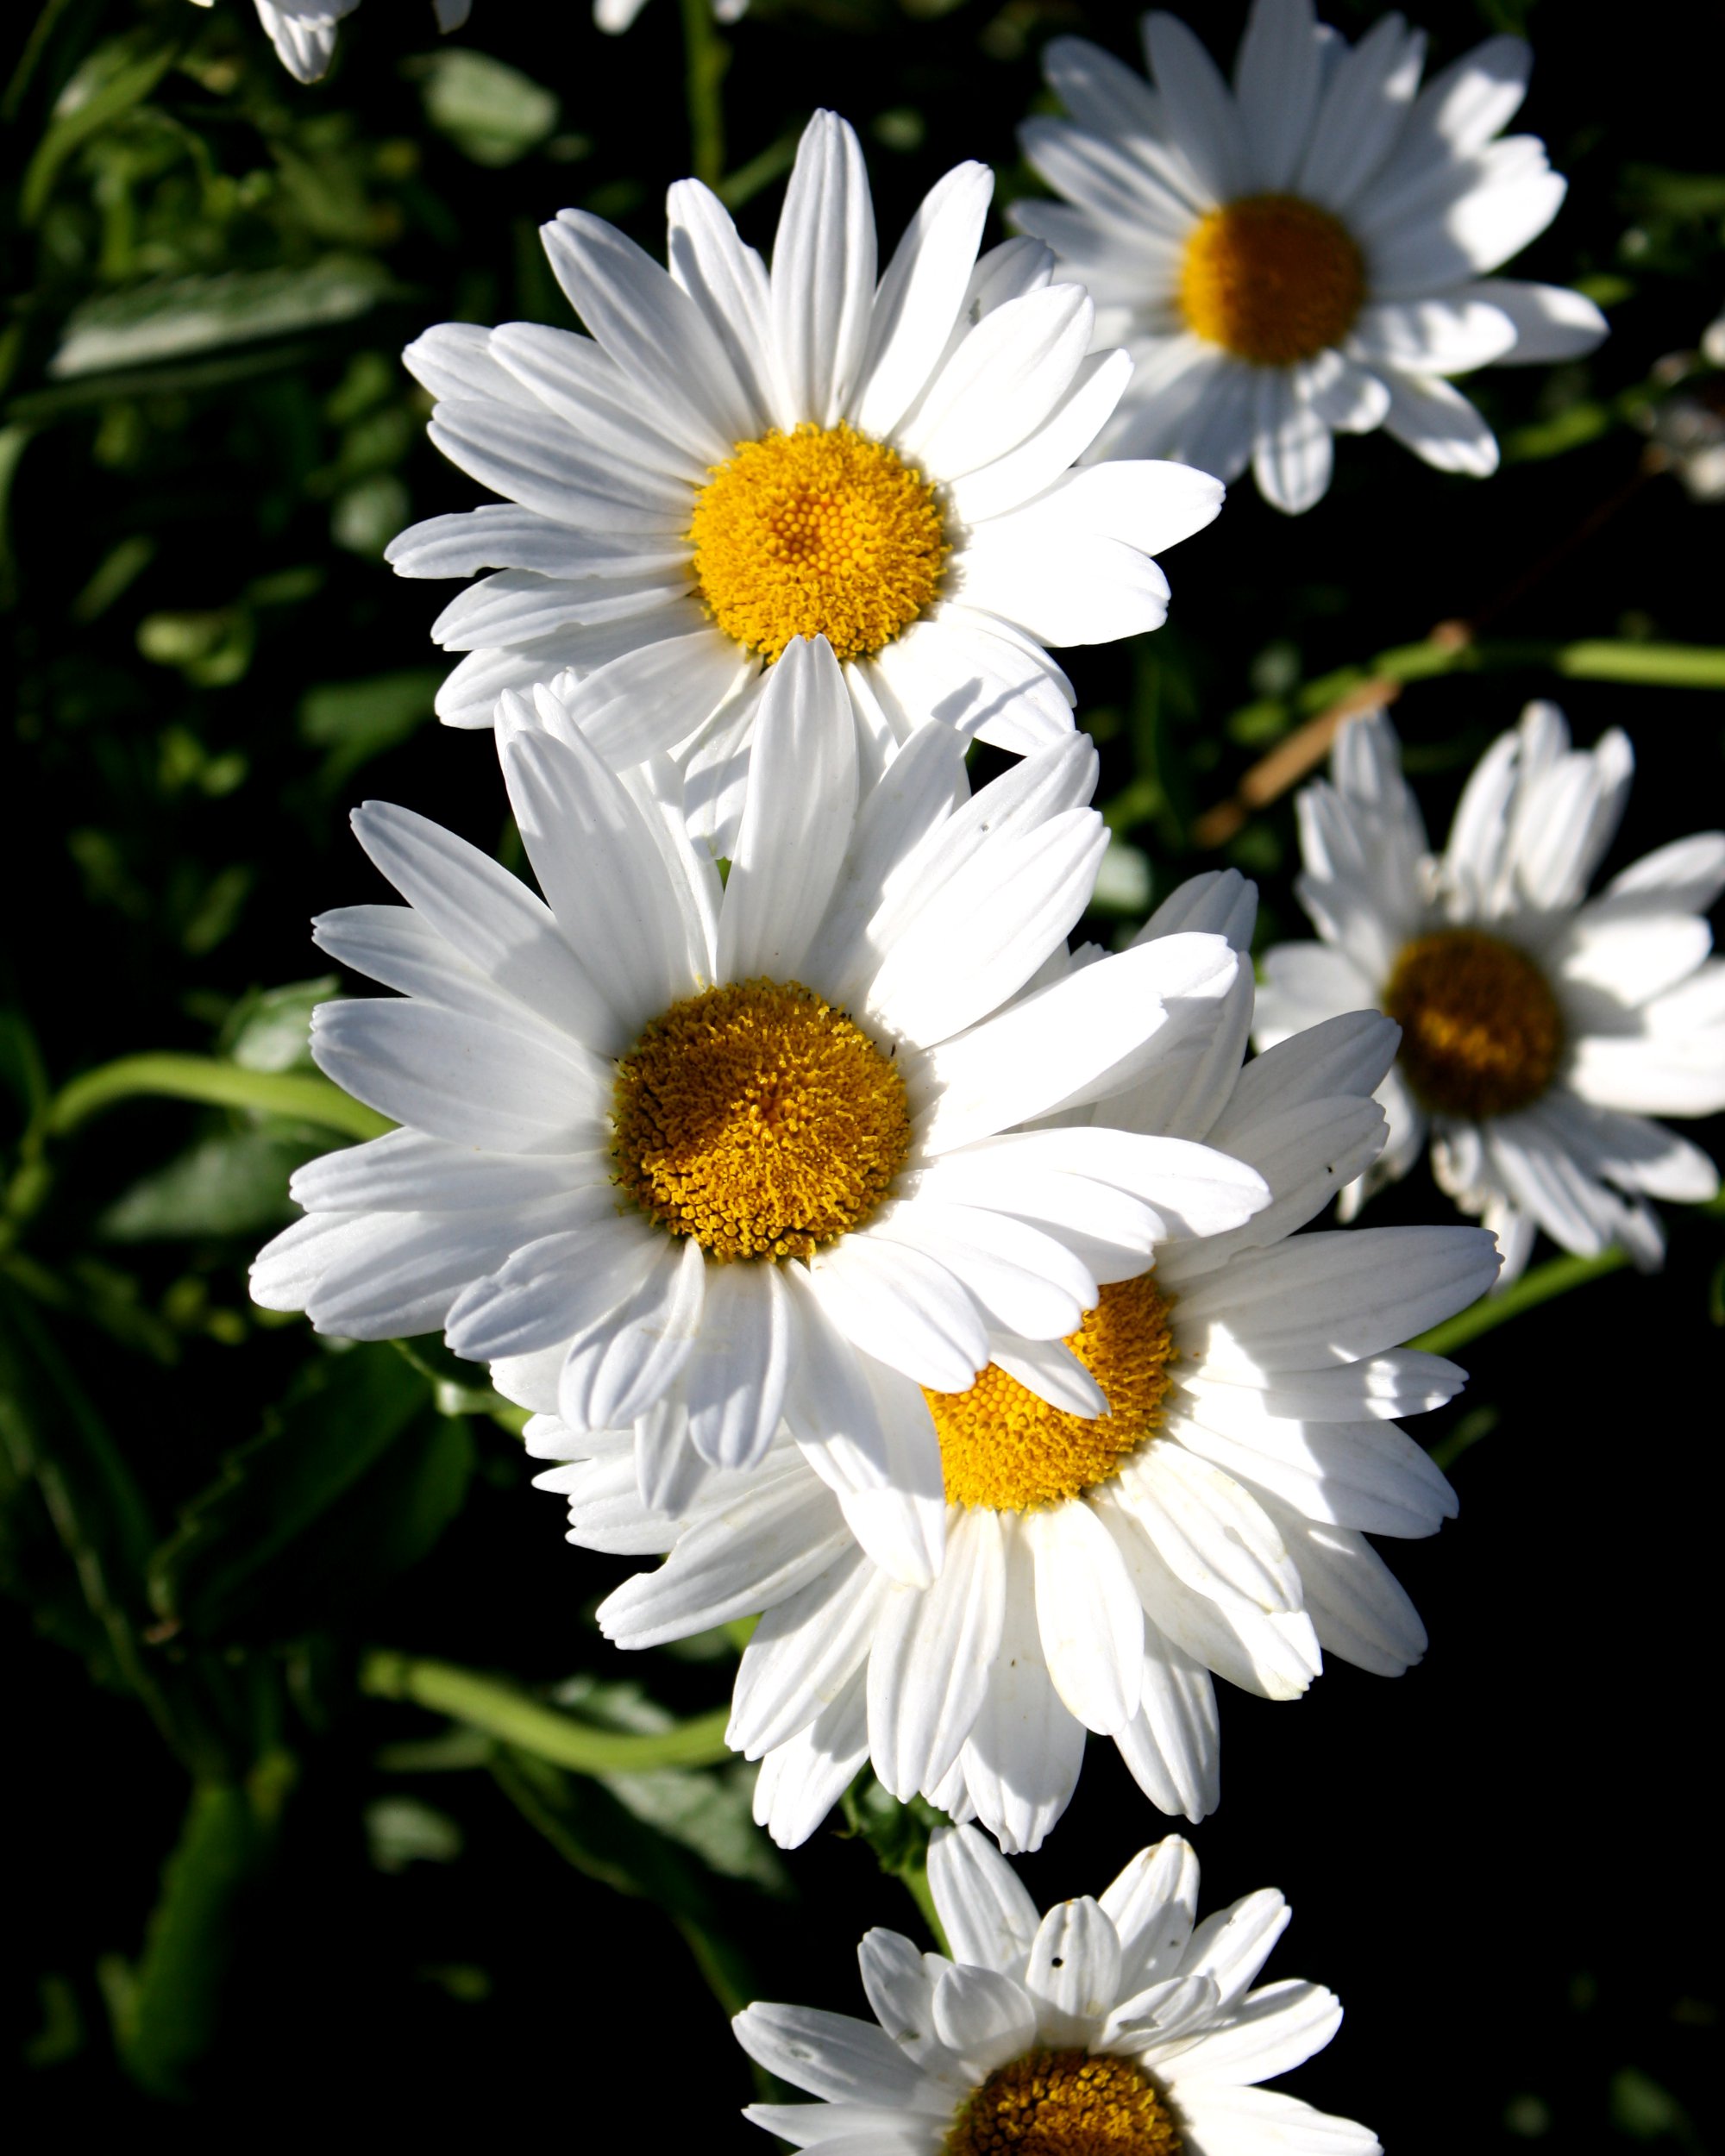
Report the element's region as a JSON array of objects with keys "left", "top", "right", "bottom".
[
  {"left": 556, "top": 1238, "right": 706, "bottom": 1437},
  {"left": 807, "top": 1235, "right": 988, "bottom": 1394},
  {"left": 1170, "top": 2084, "right": 1381, "bottom": 2154},
  {"left": 347, "top": 800, "right": 618, "bottom": 1047},
  {"left": 1251, "top": 368, "right": 1333, "bottom": 517},
  {"left": 1233, "top": 0, "right": 1323, "bottom": 193},
  {"left": 772, "top": 111, "right": 877, "bottom": 429},
  {"left": 1023, "top": 1896, "right": 1123, "bottom": 2047},
  {"left": 442, "top": 1203, "right": 663, "bottom": 1360},
  {"left": 666, "top": 178, "right": 780, "bottom": 428},
  {"left": 900, "top": 286, "right": 1095, "bottom": 483},
  {"left": 1264, "top": 1506, "right": 1429, "bottom": 1677},
  {"left": 1164, "top": 1977, "right": 1343, "bottom": 2088},
  {"left": 931, "top": 1965, "right": 1038, "bottom": 2078},
  {"left": 1142, "top": 12, "right": 1247, "bottom": 203},
  {"left": 598, "top": 1466, "right": 850, "bottom": 1650},
  {"left": 1096, "top": 1841, "right": 1201, "bottom": 2003},
  {"left": 853, "top": 161, "right": 994, "bottom": 442},
  {"left": 868, "top": 1505, "right": 1007, "bottom": 1802},
  {"left": 733, "top": 2004, "right": 935, "bottom": 2110},
  {"left": 926, "top": 1826, "right": 1042, "bottom": 1975},
  {"left": 289, "top": 1130, "right": 602, "bottom": 1217},
  {"left": 959, "top": 1521, "right": 1086, "bottom": 1856},
  {"left": 1027, "top": 1501, "right": 1145, "bottom": 1735},
  {"left": 540, "top": 210, "right": 755, "bottom": 454},
  {"left": 1177, "top": 1888, "right": 1290, "bottom": 2013},
  {"left": 1455, "top": 277, "right": 1606, "bottom": 363},
  {"left": 1379, "top": 370, "right": 1500, "bottom": 474},
  {"left": 1349, "top": 297, "right": 1518, "bottom": 374},
  {"left": 753, "top": 1672, "right": 873, "bottom": 1852},
  {"left": 718, "top": 637, "right": 858, "bottom": 982},
  {"left": 1095, "top": 1490, "right": 1320, "bottom": 1701},
  {"left": 783, "top": 1272, "right": 947, "bottom": 1589},
  {"left": 1295, "top": 14, "right": 1427, "bottom": 214},
  {"left": 500, "top": 725, "right": 696, "bottom": 1033},
  {"left": 729, "top": 1546, "right": 894, "bottom": 1757},
  {"left": 917, "top": 935, "right": 1237, "bottom": 1154},
  {"left": 682, "top": 1261, "right": 798, "bottom": 1472},
  {"left": 310, "top": 999, "right": 604, "bottom": 1155}
]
